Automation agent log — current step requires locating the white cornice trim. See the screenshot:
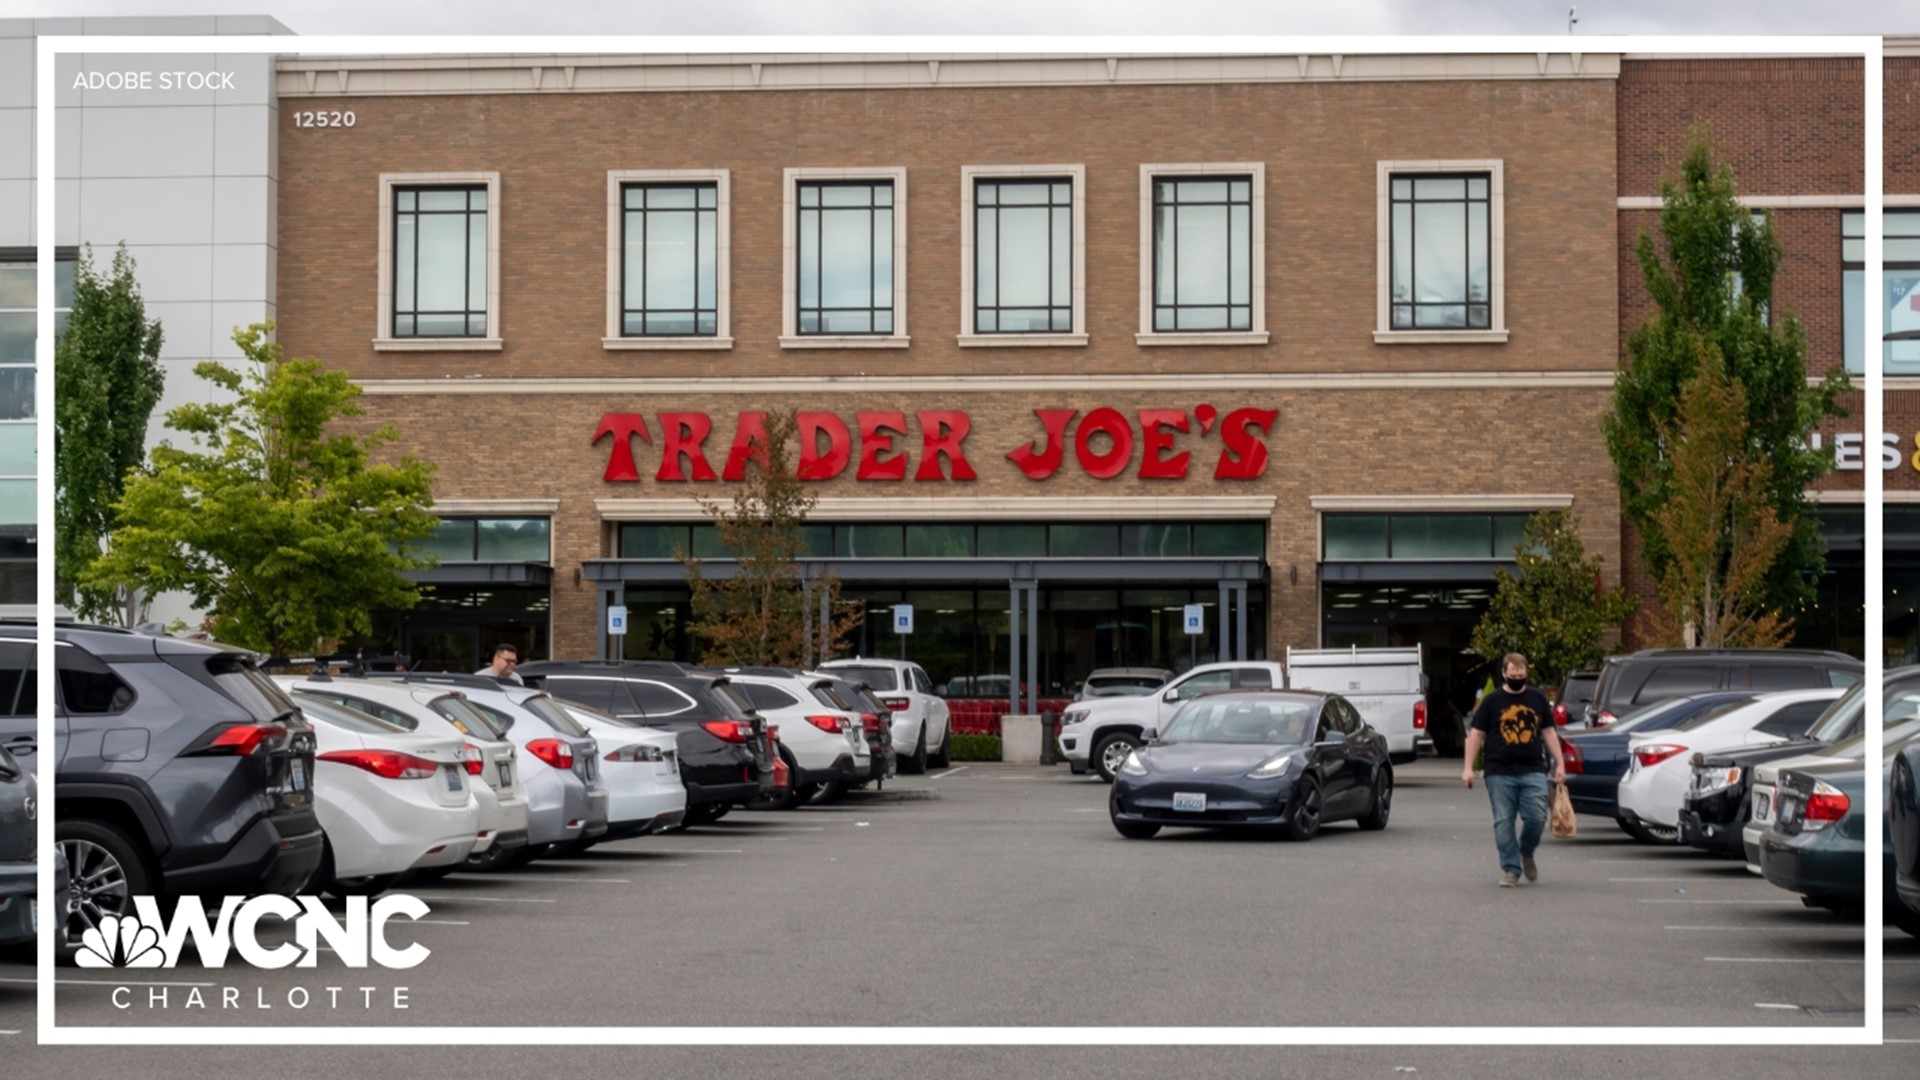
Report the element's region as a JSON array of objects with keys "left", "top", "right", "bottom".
[
  {"left": 354, "top": 372, "right": 1620, "bottom": 395},
  {"left": 1308, "top": 494, "right": 1575, "bottom": 512},
  {"left": 275, "top": 52, "right": 1622, "bottom": 99},
  {"left": 1806, "top": 490, "right": 1866, "bottom": 503},
  {"left": 433, "top": 499, "right": 562, "bottom": 515},
  {"left": 595, "top": 495, "right": 1280, "bottom": 522},
  {"left": 1617, "top": 195, "right": 1882, "bottom": 210}
]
